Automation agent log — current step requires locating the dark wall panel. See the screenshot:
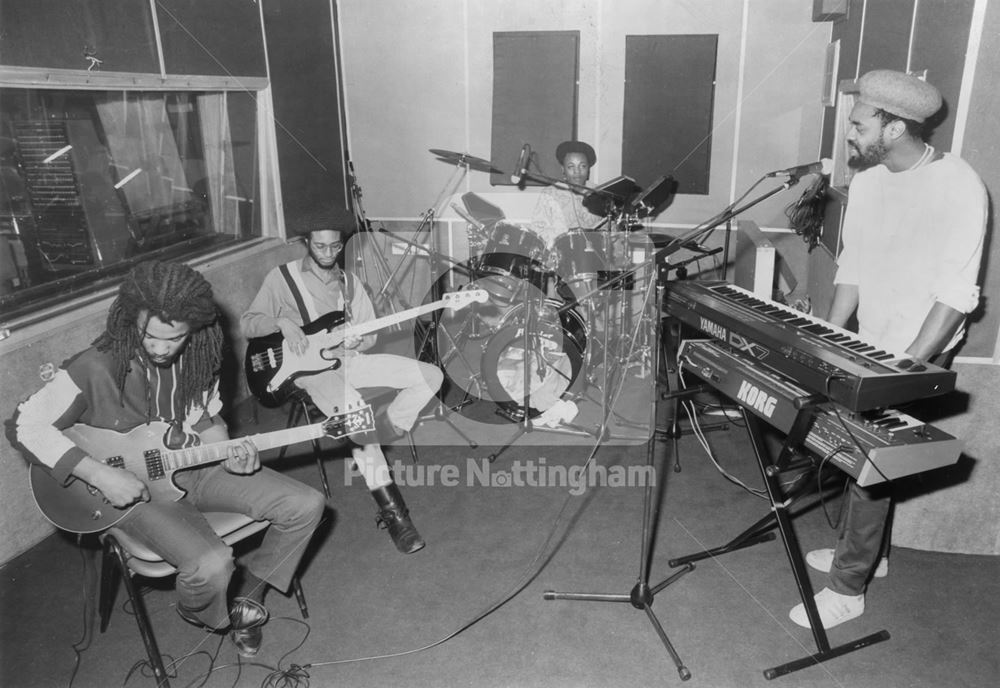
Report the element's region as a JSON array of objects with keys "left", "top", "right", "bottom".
[
  {"left": 156, "top": 0, "right": 266, "bottom": 77},
  {"left": 490, "top": 32, "right": 579, "bottom": 186},
  {"left": 858, "top": 0, "right": 914, "bottom": 74},
  {"left": 833, "top": 0, "right": 865, "bottom": 81},
  {"left": 622, "top": 34, "right": 717, "bottom": 194},
  {"left": 0, "top": 0, "right": 158, "bottom": 72},
  {"left": 263, "top": 0, "right": 348, "bottom": 230},
  {"left": 911, "top": 0, "right": 975, "bottom": 152}
]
